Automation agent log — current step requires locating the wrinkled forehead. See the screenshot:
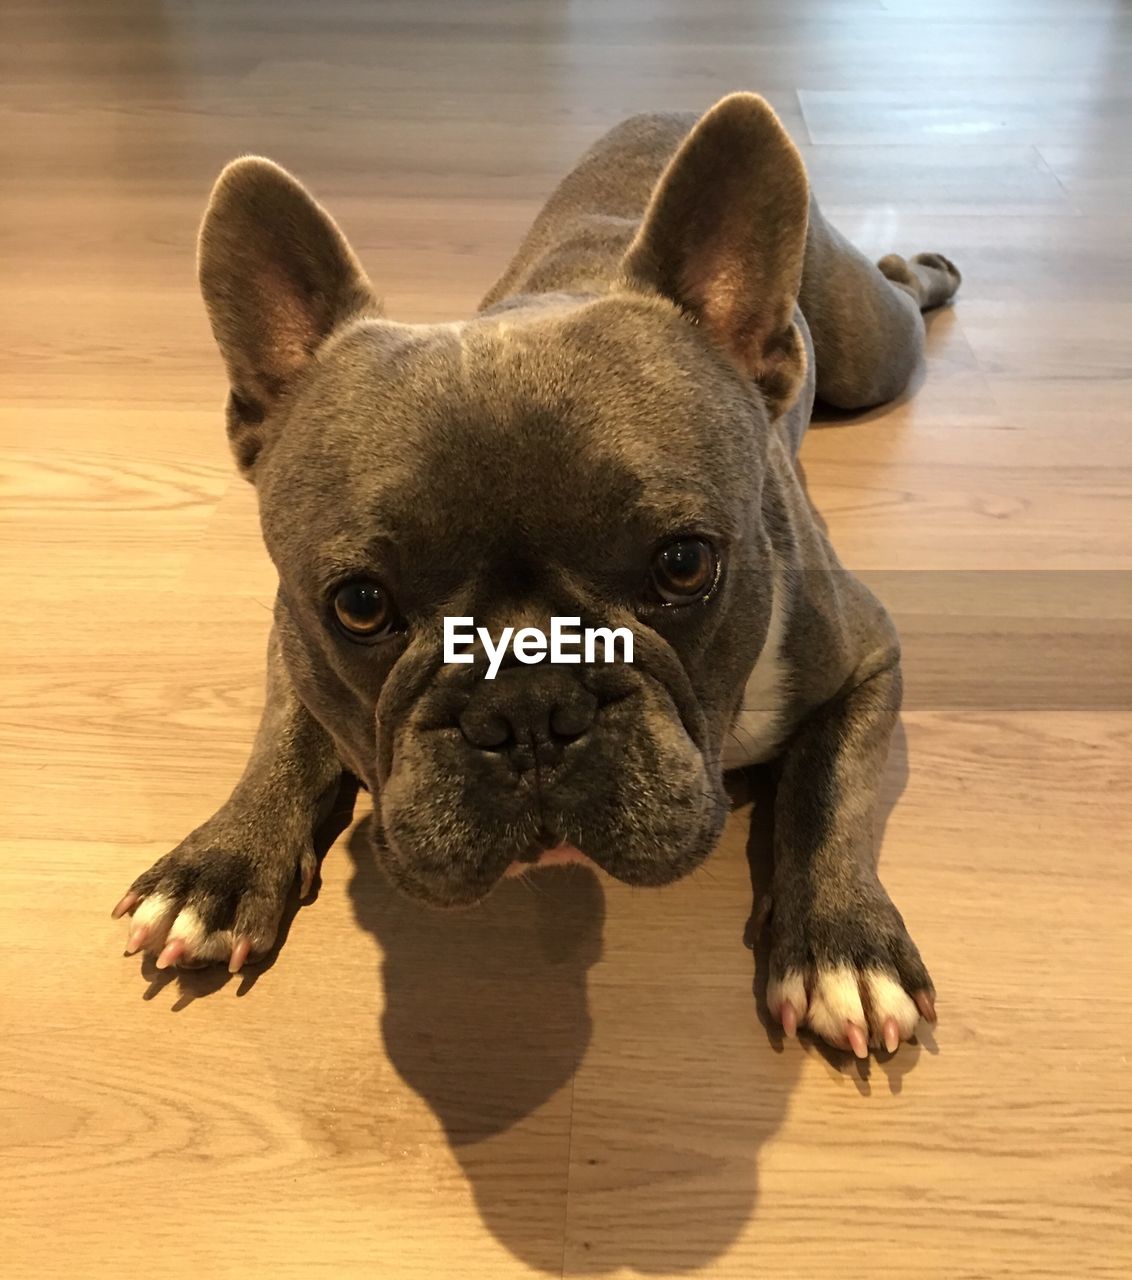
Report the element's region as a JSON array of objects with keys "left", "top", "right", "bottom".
[{"left": 260, "top": 302, "right": 759, "bottom": 583}]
